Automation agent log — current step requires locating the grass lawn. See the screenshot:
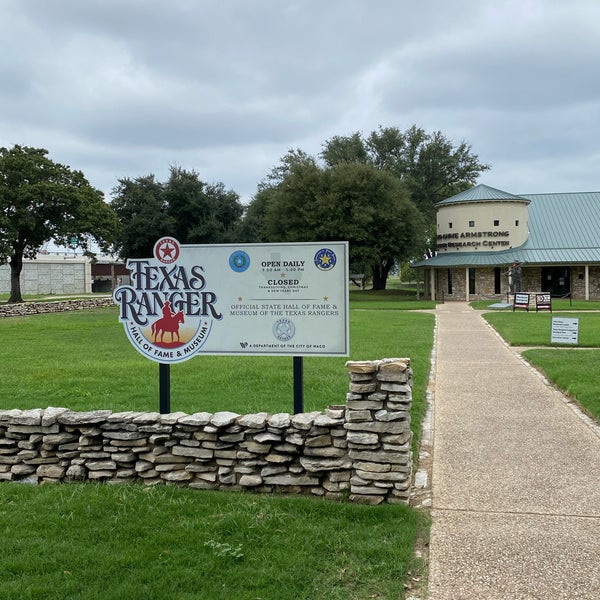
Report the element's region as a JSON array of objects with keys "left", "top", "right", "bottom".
[
  {"left": 0, "top": 302, "right": 435, "bottom": 447},
  {"left": 0, "top": 293, "right": 435, "bottom": 600},
  {"left": 482, "top": 310, "right": 600, "bottom": 423},
  {"left": 0, "top": 483, "right": 425, "bottom": 600},
  {"left": 482, "top": 310, "right": 600, "bottom": 347}
]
